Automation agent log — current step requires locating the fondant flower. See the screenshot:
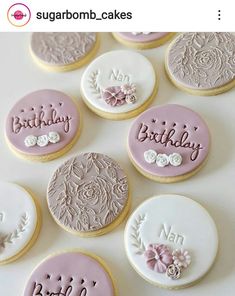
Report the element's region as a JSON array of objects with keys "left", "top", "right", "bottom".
[
  {"left": 125, "top": 94, "right": 137, "bottom": 104},
  {"left": 113, "top": 178, "right": 128, "bottom": 199},
  {"left": 156, "top": 154, "right": 169, "bottom": 167},
  {"left": 166, "top": 264, "right": 181, "bottom": 280},
  {"left": 37, "top": 135, "right": 49, "bottom": 147},
  {"left": 169, "top": 153, "right": 182, "bottom": 167},
  {"left": 121, "top": 83, "right": 136, "bottom": 95},
  {"left": 144, "top": 149, "right": 157, "bottom": 164},
  {"left": 24, "top": 135, "right": 37, "bottom": 147},
  {"left": 102, "top": 86, "right": 126, "bottom": 107},
  {"left": 172, "top": 249, "right": 191, "bottom": 268},
  {"left": 145, "top": 244, "right": 173, "bottom": 273},
  {"left": 48, "top": 131, "right": 60, "bottom": 144}
]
